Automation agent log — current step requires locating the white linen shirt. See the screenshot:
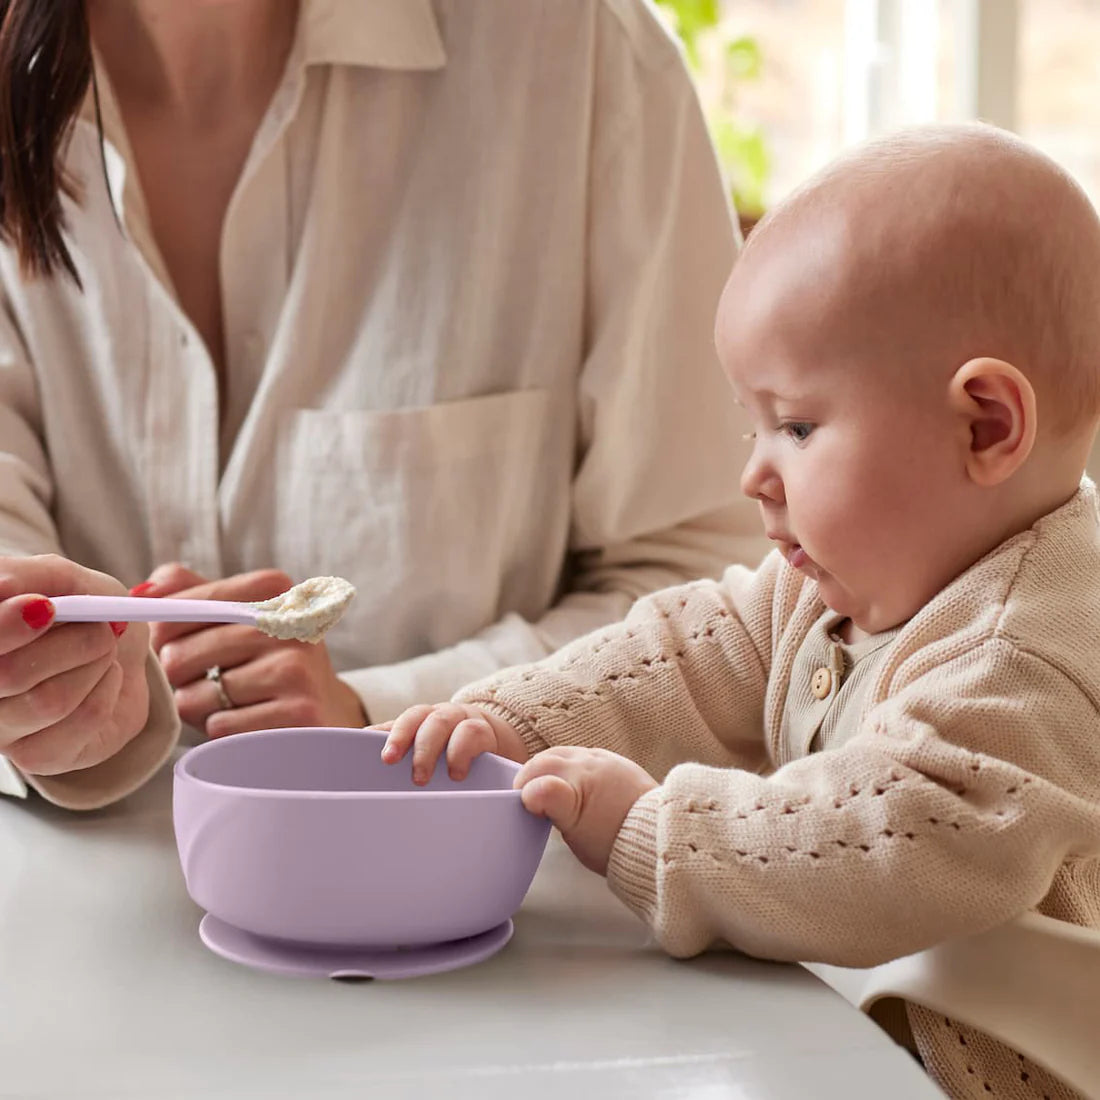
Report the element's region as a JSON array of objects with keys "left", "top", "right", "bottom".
[{"left": 0, "top": 0, "right": 768, "bottom": 808}]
